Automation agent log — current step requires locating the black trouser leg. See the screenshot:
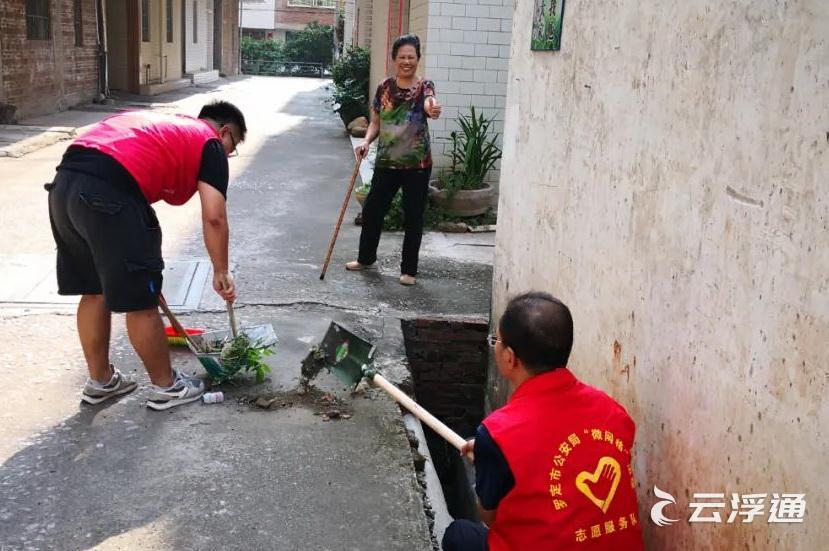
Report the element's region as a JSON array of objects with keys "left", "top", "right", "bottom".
[
  {"left": 442, "top": 520, "right": 488, "bottom": 551},
  {"left": 357, "top": 169, "right": 401, "bottom": 266},
  {"left": 400, "top": 168, "right": 431, "bottom": 276}
]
